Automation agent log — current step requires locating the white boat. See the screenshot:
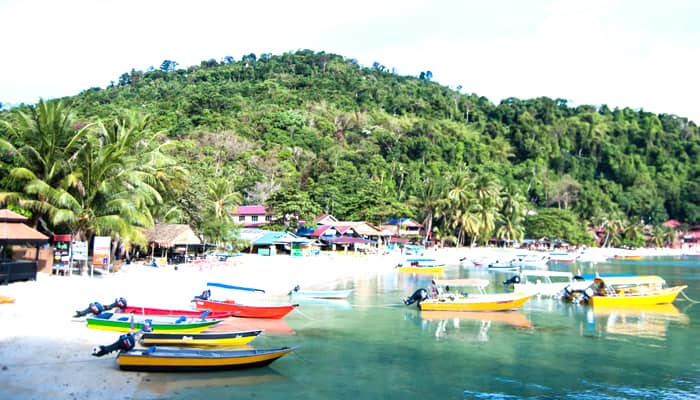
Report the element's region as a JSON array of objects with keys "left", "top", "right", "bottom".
[
  {"left": 510, "top": 270, "right": 589, "bottom": 296},
  {"left": 487, "top": 260, "right": 519, "bottom": 272},
  {"left": 510, "top": 254, "right": 549, "bottom": 268}
]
